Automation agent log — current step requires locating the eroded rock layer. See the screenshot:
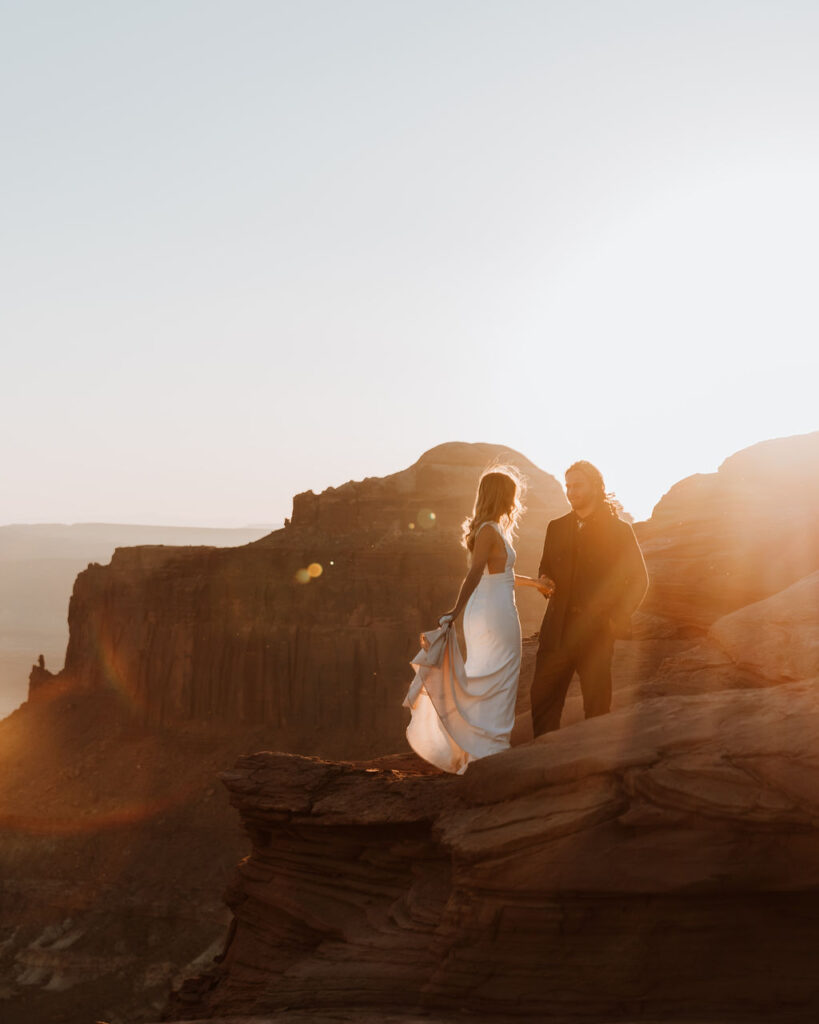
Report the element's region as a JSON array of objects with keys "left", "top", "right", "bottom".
[
  {"left": 636, "top": 430, "right": 819, "bottom": 626},
  {"left": 165, "top": 677, "right": 819, "bottom": 1021},
  {"left": 8, "top": 431, "right": 819, "bottom": 1024}
]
